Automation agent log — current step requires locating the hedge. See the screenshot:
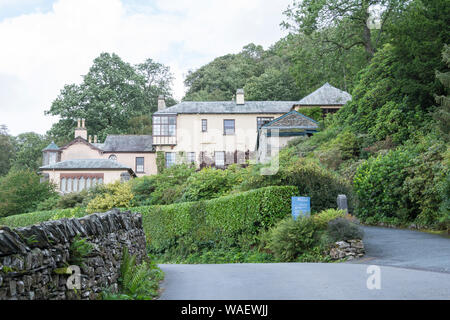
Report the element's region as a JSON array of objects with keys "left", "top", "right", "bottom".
[
  {"left": 0, "top": 186, "right": 298, "bottom": 254},
  {"left": 0, "top": 207, "right": 86, "bottom": 228},
  {"left": 133, "top": 186, "right": 298, "bottom": 252}
]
